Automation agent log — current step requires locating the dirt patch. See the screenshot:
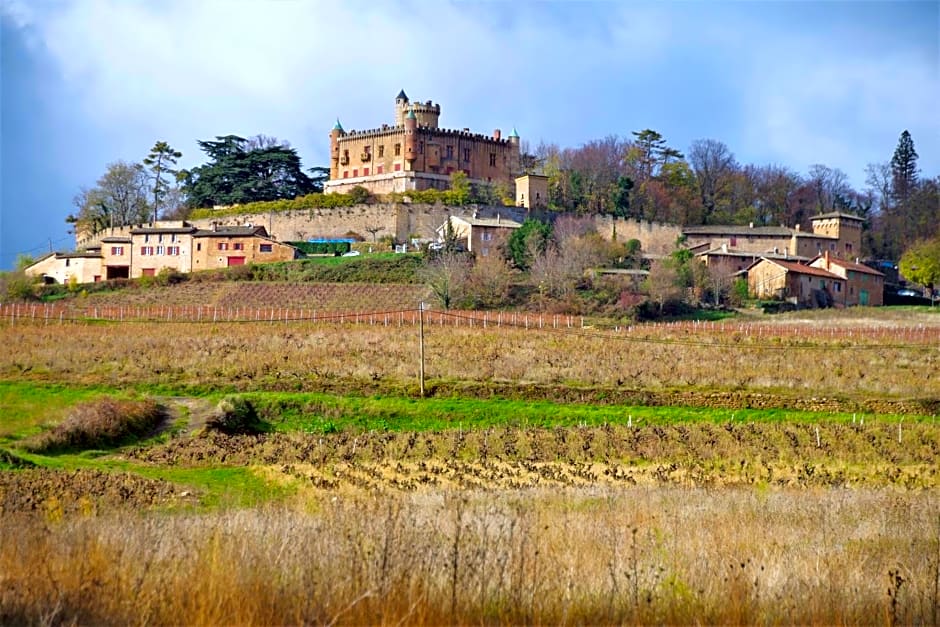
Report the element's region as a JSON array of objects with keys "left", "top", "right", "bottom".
[{"left": 0, "top": 469, "right": 198, "bottom": 515}]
